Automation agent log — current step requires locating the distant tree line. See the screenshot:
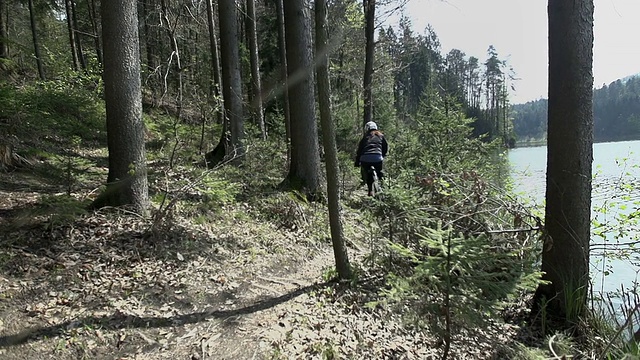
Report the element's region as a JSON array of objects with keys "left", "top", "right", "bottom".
[{"left": 512, "top": 75, "right": 640, "bottom": 143}]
